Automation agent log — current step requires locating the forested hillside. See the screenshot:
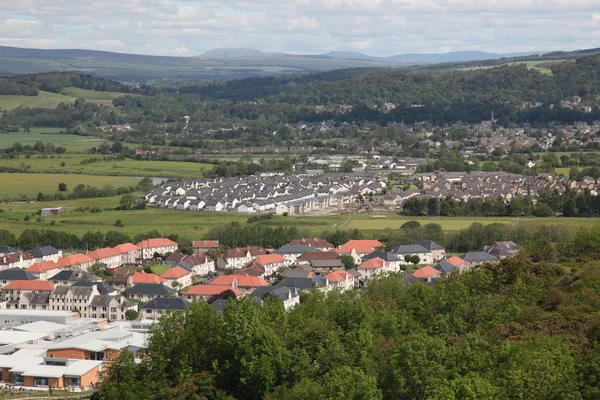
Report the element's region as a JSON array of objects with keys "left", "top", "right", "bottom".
[{"left": 93, "top": 229, "right": 600, "bottom": 400}]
